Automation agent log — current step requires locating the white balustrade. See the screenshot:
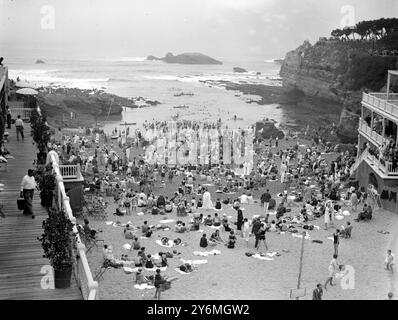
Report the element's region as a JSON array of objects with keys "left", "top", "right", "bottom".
[{"left": 36, "top": 105, "right": 97, "bottom": 300}]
